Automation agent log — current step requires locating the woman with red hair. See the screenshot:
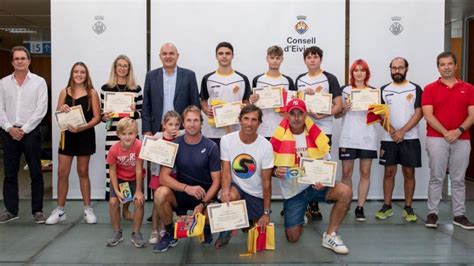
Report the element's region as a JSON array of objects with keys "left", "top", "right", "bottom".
[{"left": 336, "top": 59, "right": 379, "bottom": 222}]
